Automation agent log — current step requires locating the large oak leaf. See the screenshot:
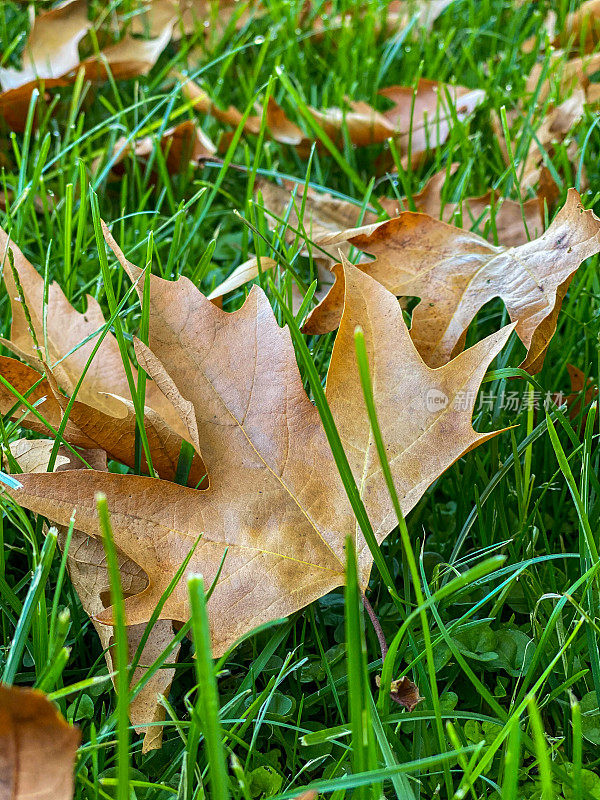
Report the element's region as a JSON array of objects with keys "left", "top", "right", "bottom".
[{"left": 5, "top": 242, "right": 512, "bottom": 655}]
